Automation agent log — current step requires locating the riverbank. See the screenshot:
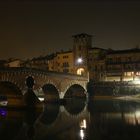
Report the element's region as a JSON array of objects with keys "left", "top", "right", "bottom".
[{"left": 88, "top": 81, "right": 140, "bottom": 97}]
